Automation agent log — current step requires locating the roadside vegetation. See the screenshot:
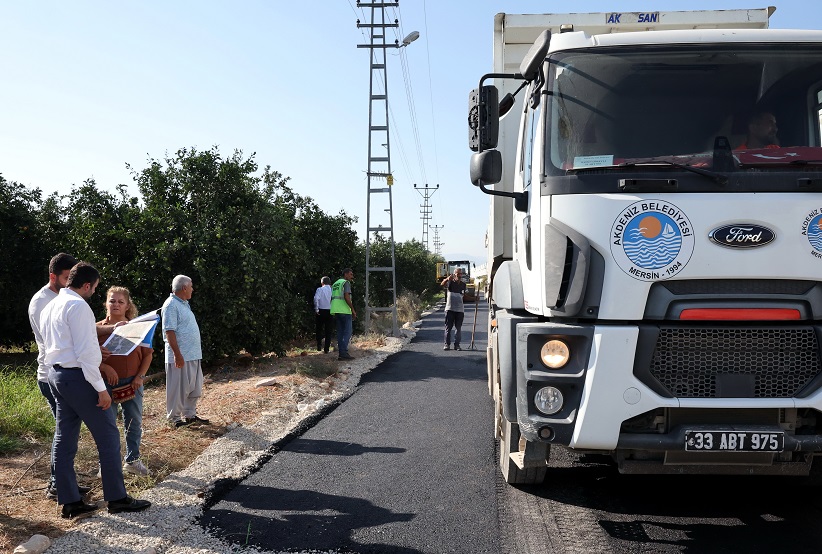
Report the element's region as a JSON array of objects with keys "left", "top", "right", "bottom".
[
  {"left": 1, "top": 146, "right": 445, "bottom": 362},
  {"left": 0, "top": 329, "right": 405, "bottom": 551},
  {"left": 1, "top": 148, "right": 445, "bottom": 553},
  {"left": 0, "top": 364, "right": 52, "bottom": 454}
]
